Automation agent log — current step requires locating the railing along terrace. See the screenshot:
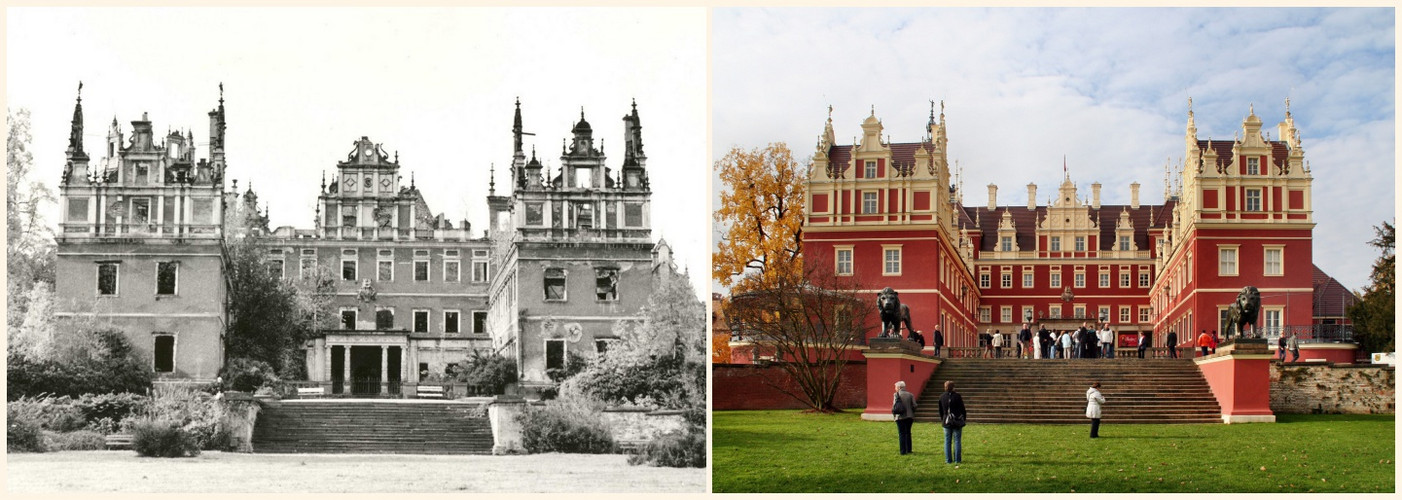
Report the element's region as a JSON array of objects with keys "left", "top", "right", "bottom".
[
  {"left": 283, "top": 380, "right": 492, "bottom": 399},
  {"left": 1223, "top": 324, "right": 1355, "bottom": 344},
  {"left": 60, "top": 222, "right": 221, "bottom": 237}
]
